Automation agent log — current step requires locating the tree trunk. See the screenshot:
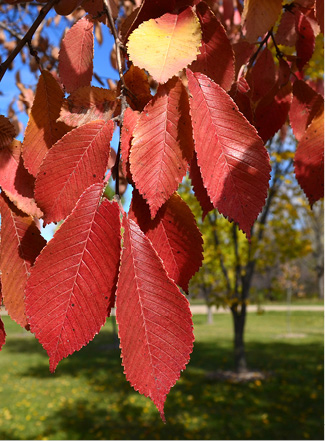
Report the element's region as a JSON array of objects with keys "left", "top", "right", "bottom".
[
  {"left": 207, "top": 304, "right": 214, "bottom": 324},
  {"left": 231, "top": 304, "right": 248, "bottom": 373}
]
